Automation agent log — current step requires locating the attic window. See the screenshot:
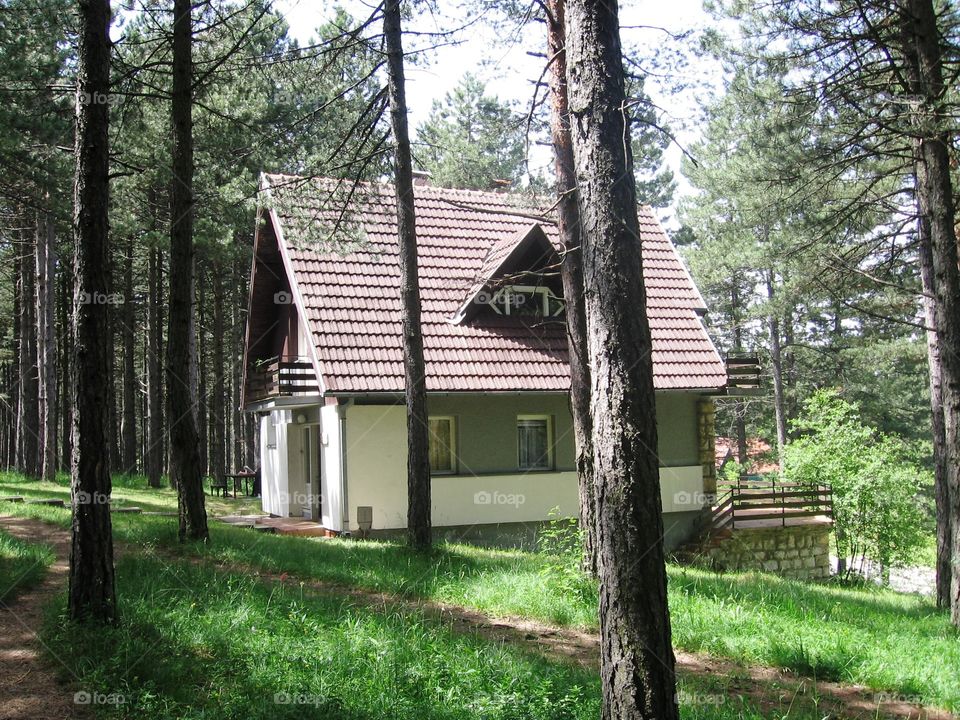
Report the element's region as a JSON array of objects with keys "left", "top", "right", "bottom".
[{"left": 488, "top": 286, "right": 564, "bottom": 317}]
